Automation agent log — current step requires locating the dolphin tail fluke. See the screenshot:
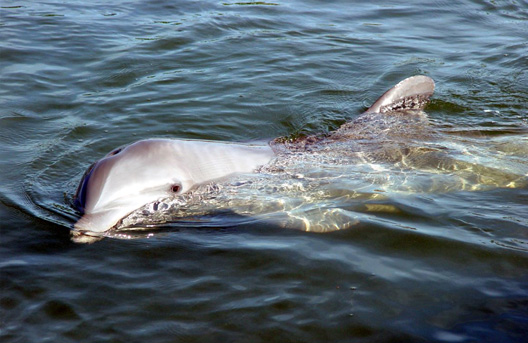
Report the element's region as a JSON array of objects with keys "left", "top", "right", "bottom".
[{"left": 367, "top": 75, "right": 435, "bottom": 114}]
